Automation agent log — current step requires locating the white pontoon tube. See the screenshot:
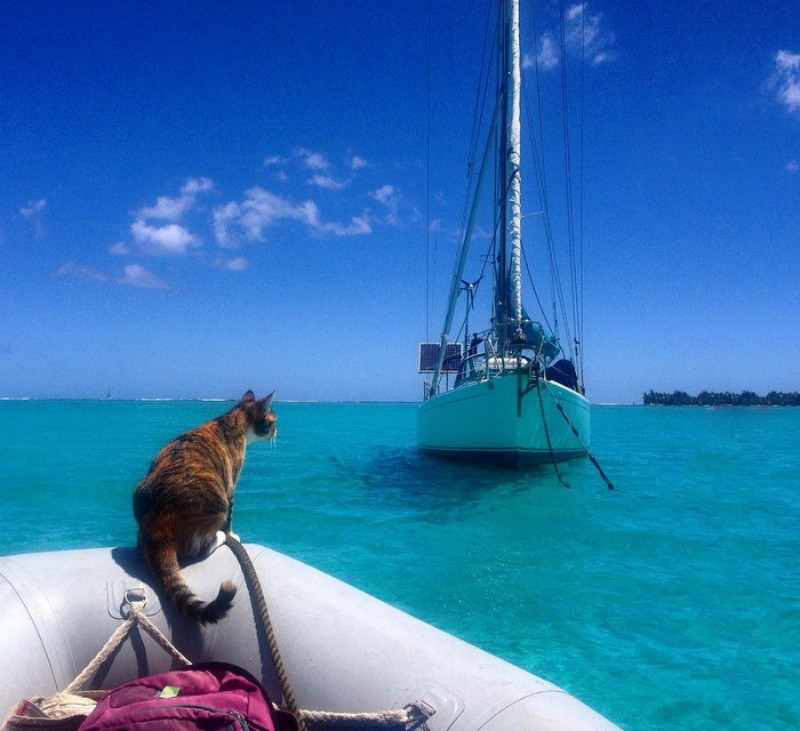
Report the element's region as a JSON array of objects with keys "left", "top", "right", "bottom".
[{"left": 0, "top": 545, "right": 620, "bottom": 730}]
